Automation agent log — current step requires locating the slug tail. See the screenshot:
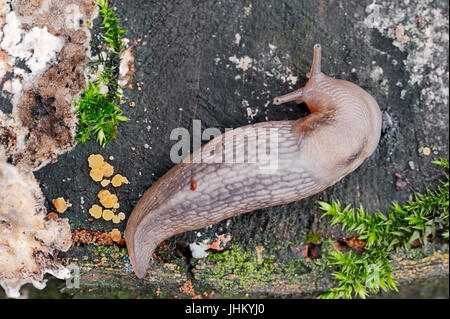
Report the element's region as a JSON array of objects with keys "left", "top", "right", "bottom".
[{"left": 125, "top": 226, "right": 153, "bottom": 279}]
